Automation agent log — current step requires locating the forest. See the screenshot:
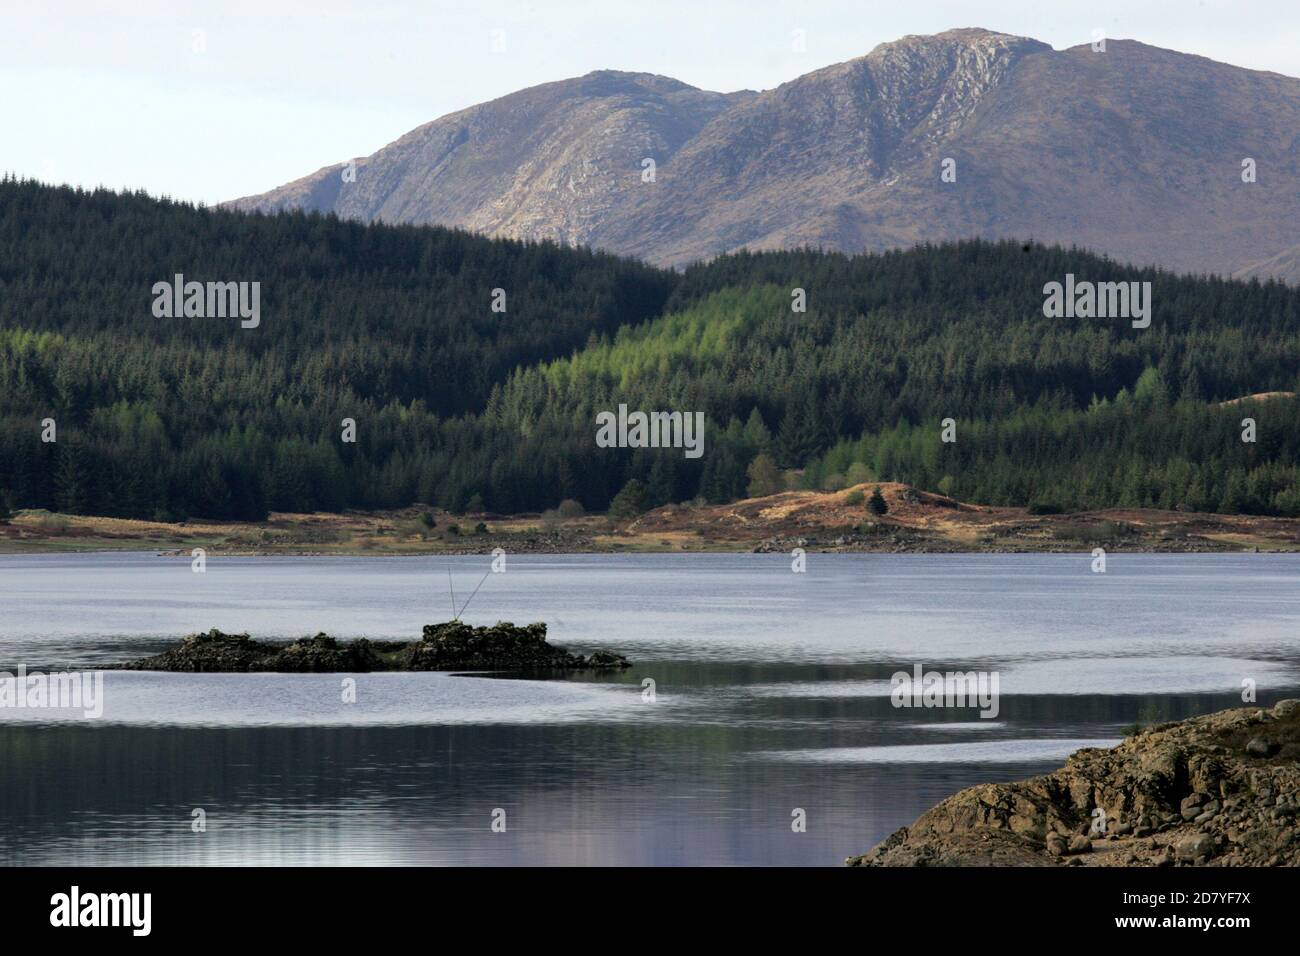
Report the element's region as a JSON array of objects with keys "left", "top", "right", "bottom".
[{"left": 1, "top": 176, "right": 1298, "bottom": 521}]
